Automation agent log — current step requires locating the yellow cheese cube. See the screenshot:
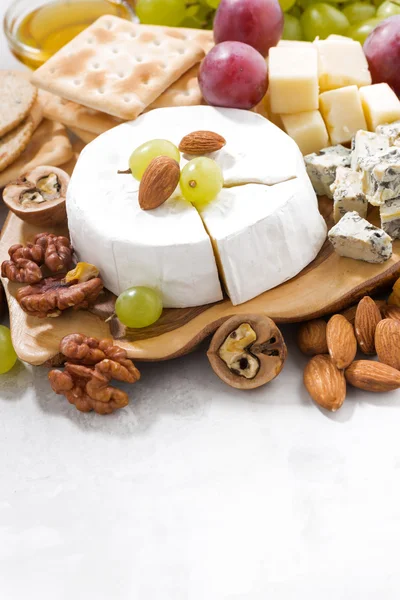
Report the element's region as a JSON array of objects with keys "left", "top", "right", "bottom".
[
  {"left": 314, "top": 39, "right": 371, "bottom": 92},
  {"left": 264, "top": 90, "right": 283, "bottom": 129},
  {"left": 269, "top": 46, "right": 319, "bottom": 115},
  {"left": 327, "top": 34, "right": 354, "bottom": 42},
  {"left": 319, "top": 85, "right": 367, "bottom": 145},
  {"left": 281, "top": 111, "right": 329, "bottom": 155},
  {"left": 359, "top": 83, "right": 400, "bottom": 131}
]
